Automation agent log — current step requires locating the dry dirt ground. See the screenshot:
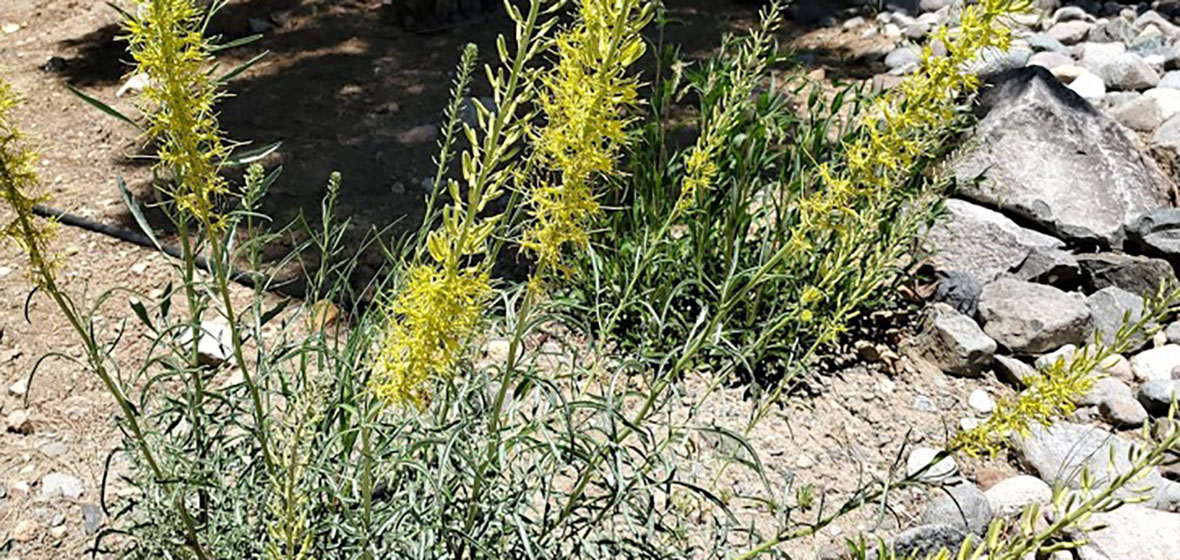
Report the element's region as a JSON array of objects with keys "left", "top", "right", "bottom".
[{"left": 0, "top": 1, "right": 993, "bottom": 558}]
